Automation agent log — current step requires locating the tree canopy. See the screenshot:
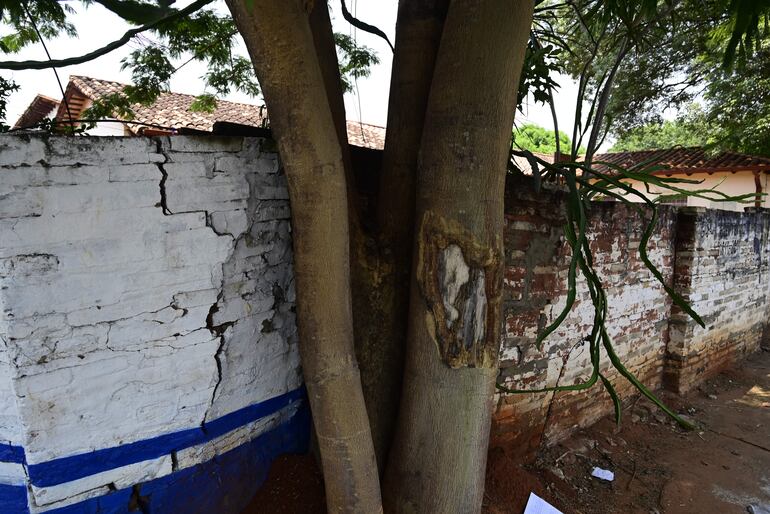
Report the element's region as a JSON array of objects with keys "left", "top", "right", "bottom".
[
  {"left": 0, "top": 0, "right": 379, "bottom": 126},
  {"left": 610, "top": 105, "right": 711, "bottom": 152},
  {"left": 532, "top": 0, "right": 770, "bottom": 159},
  {"left": 577, "top": 0, "right": 770, "bottom": 156},
  {"left": 513, "top": 122, "right": 583, "bottom": 155}
]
